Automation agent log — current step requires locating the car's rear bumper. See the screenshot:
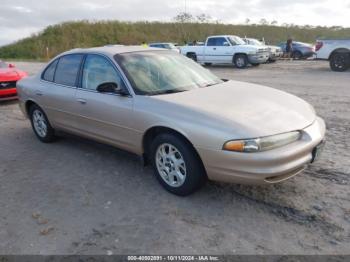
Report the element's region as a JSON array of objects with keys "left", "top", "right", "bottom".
[
  {"left": 0, "top": 88, "right": 17, "bottom": 101},
  {"left": 196, "top": 117, "right": 326, "bottom": 185}
]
